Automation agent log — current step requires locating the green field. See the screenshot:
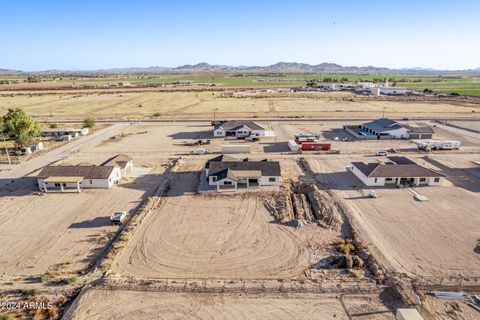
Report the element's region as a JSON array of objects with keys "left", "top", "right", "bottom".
[{"left": 1, "top": 72, "right": 480, "bottom": 96}]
